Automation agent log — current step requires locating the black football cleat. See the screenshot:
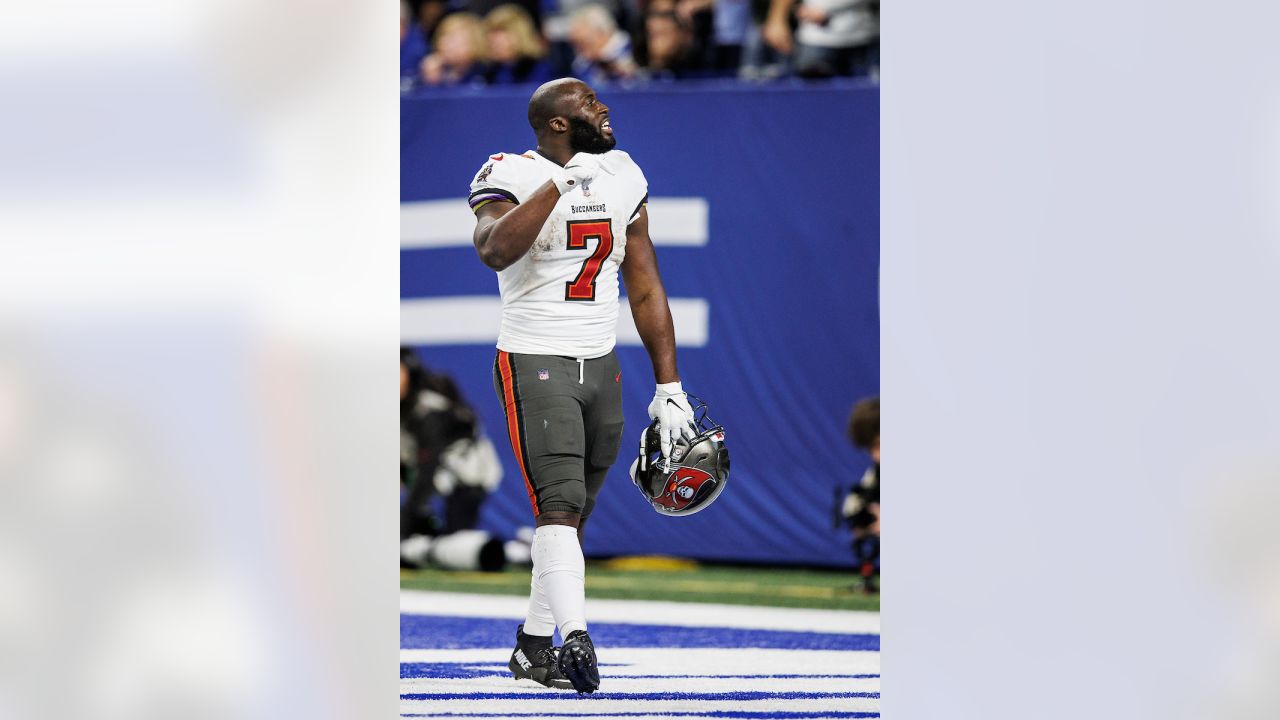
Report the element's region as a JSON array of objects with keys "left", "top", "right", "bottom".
[
  {"left": 557, "top": 629, "right": 600, "bottom": 694},
  {"left": 509, "top": 625, "right": 572, "bottom": 690}
]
